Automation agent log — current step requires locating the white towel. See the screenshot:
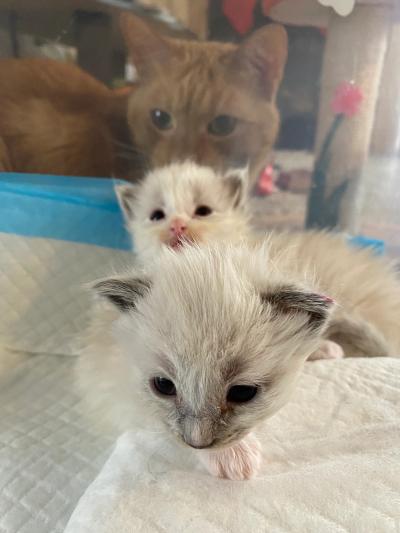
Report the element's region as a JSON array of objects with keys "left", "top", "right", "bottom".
[
  {"left": 0, "top": 233, "right": 131, "bottom": 355},
  {"left": 66, "top": 358, "right": 400, "bottom": 533}
]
